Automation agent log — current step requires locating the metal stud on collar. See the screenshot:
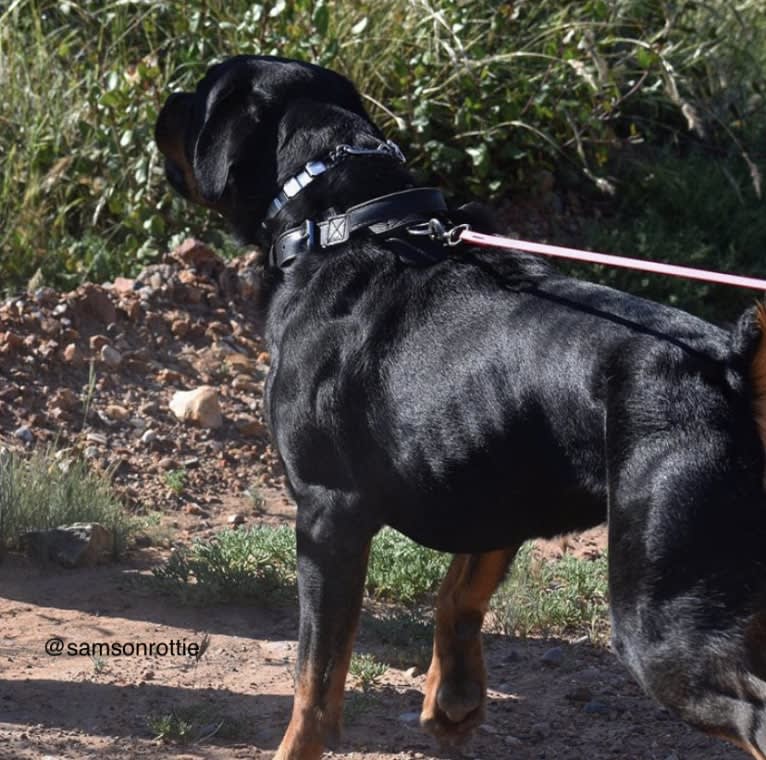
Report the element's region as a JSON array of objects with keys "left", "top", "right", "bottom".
[{"left": 266, "top": 140, "right": 407, "bottom": 220}]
